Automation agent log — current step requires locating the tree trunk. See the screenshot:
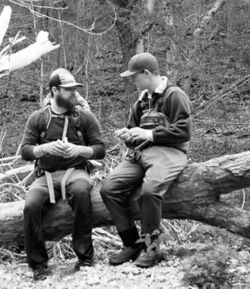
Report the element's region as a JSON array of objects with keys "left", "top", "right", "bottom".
[
  {"left": 135, "top": 0, "right": 156, "bottom": 54},
  {"left": 1, "top": 151, "right": 250, "bottom": 246},
  {"left": 111, "top": 0, "right": 137, "bottom": 101}
]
